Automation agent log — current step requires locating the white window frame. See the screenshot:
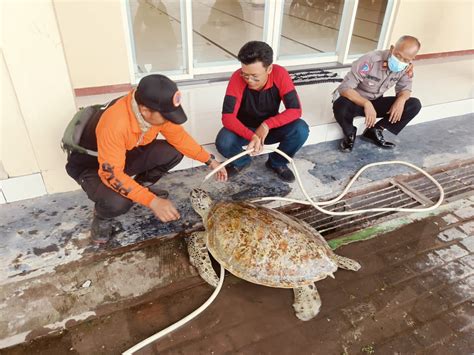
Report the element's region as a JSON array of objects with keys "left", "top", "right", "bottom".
[{"left": 121, "top": 0, "right": 398, "bottom": 84}]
